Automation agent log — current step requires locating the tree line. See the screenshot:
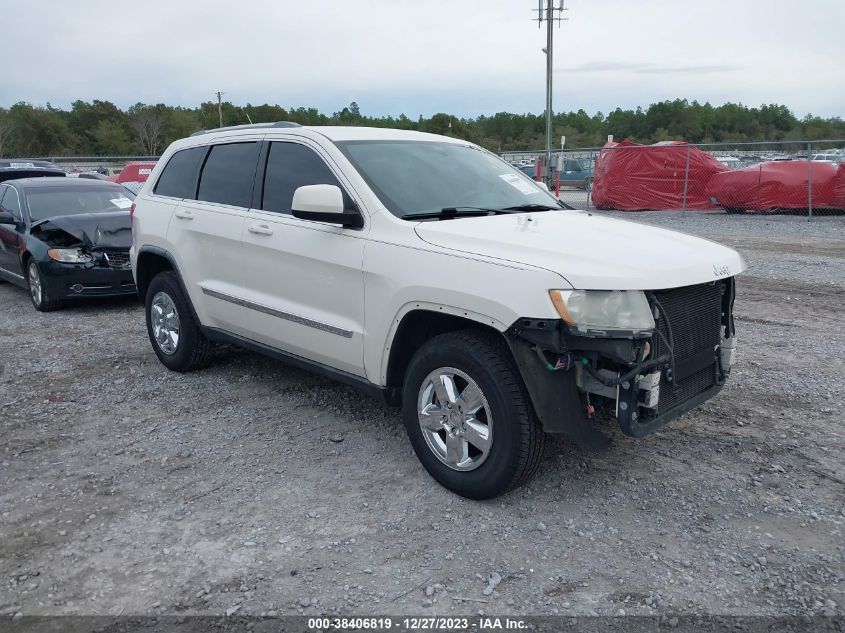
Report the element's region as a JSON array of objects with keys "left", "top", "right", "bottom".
[{"left": 0, "top": 98, "right": 842, "bottom": 158}]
